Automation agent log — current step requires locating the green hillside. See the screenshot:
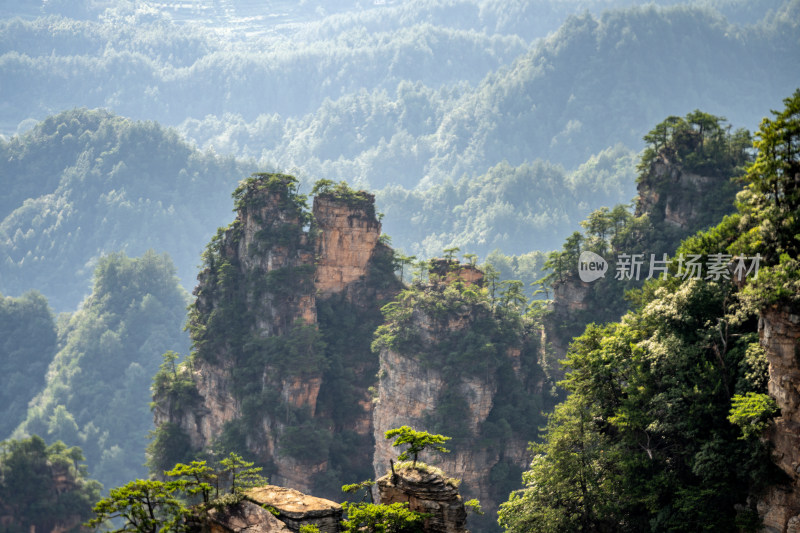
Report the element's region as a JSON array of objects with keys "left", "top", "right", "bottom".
[{"left": 0, "top": 109, "right": 253, "bottom": 310}]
